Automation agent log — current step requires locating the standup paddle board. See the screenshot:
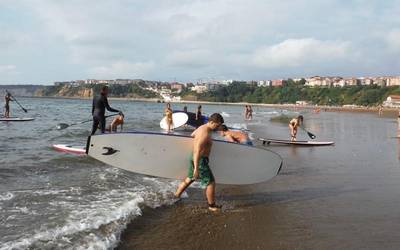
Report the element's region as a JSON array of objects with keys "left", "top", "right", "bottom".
[
  {"left": 87, "top": 132, "right": 282, "bottom": 185},
  {"left": 53, "top": 144, "right": 86, "bottom": 155},
  {"left": 0, "top": 117, "right": 34, "bottom": 122},
  {"left": 160, "top": 112, "right": 188, "bottom": 130},
  {"left": 259, "top": 138, "right": 334, "bottom": 146},
  {"left": 174, "top": 110, "right": 208, "bottom": 128}
]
